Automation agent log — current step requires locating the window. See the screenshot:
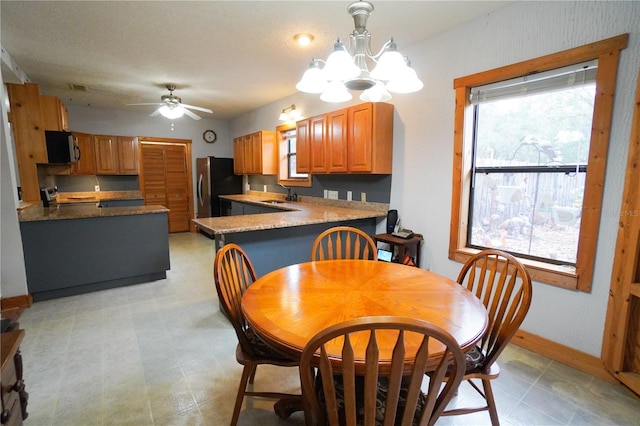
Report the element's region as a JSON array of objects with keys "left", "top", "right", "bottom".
[
  {"left": 277, "top": 123, "right": 311, "bottom": 187},
  {"left": 450, "top": 34, "right": 628, "bottom": 292},
  {"left": 469, "top": 61, "right": 596, "bottom": 266}
]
